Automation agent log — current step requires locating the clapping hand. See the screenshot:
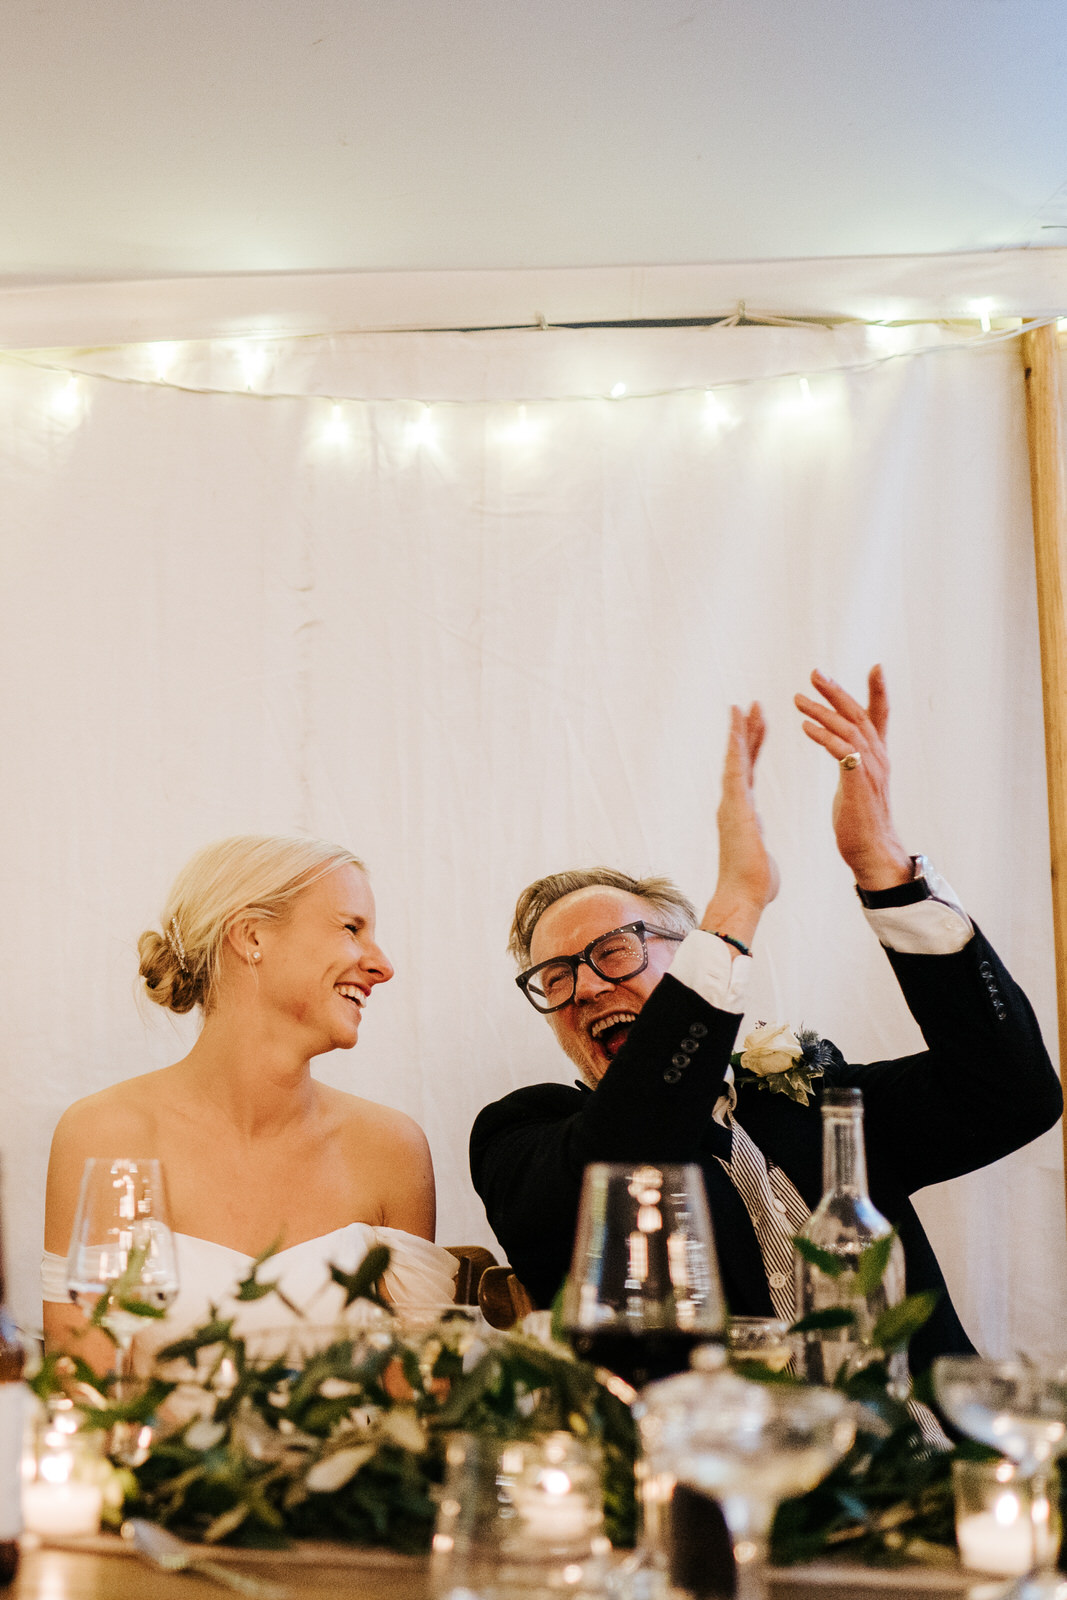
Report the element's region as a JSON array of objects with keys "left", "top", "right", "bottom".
[
  {"left": 701, "top": 703, "right": 780, "bottom": 948},
  {"left": 794, "top": 666, "right": 913, "bottom": 891}
]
